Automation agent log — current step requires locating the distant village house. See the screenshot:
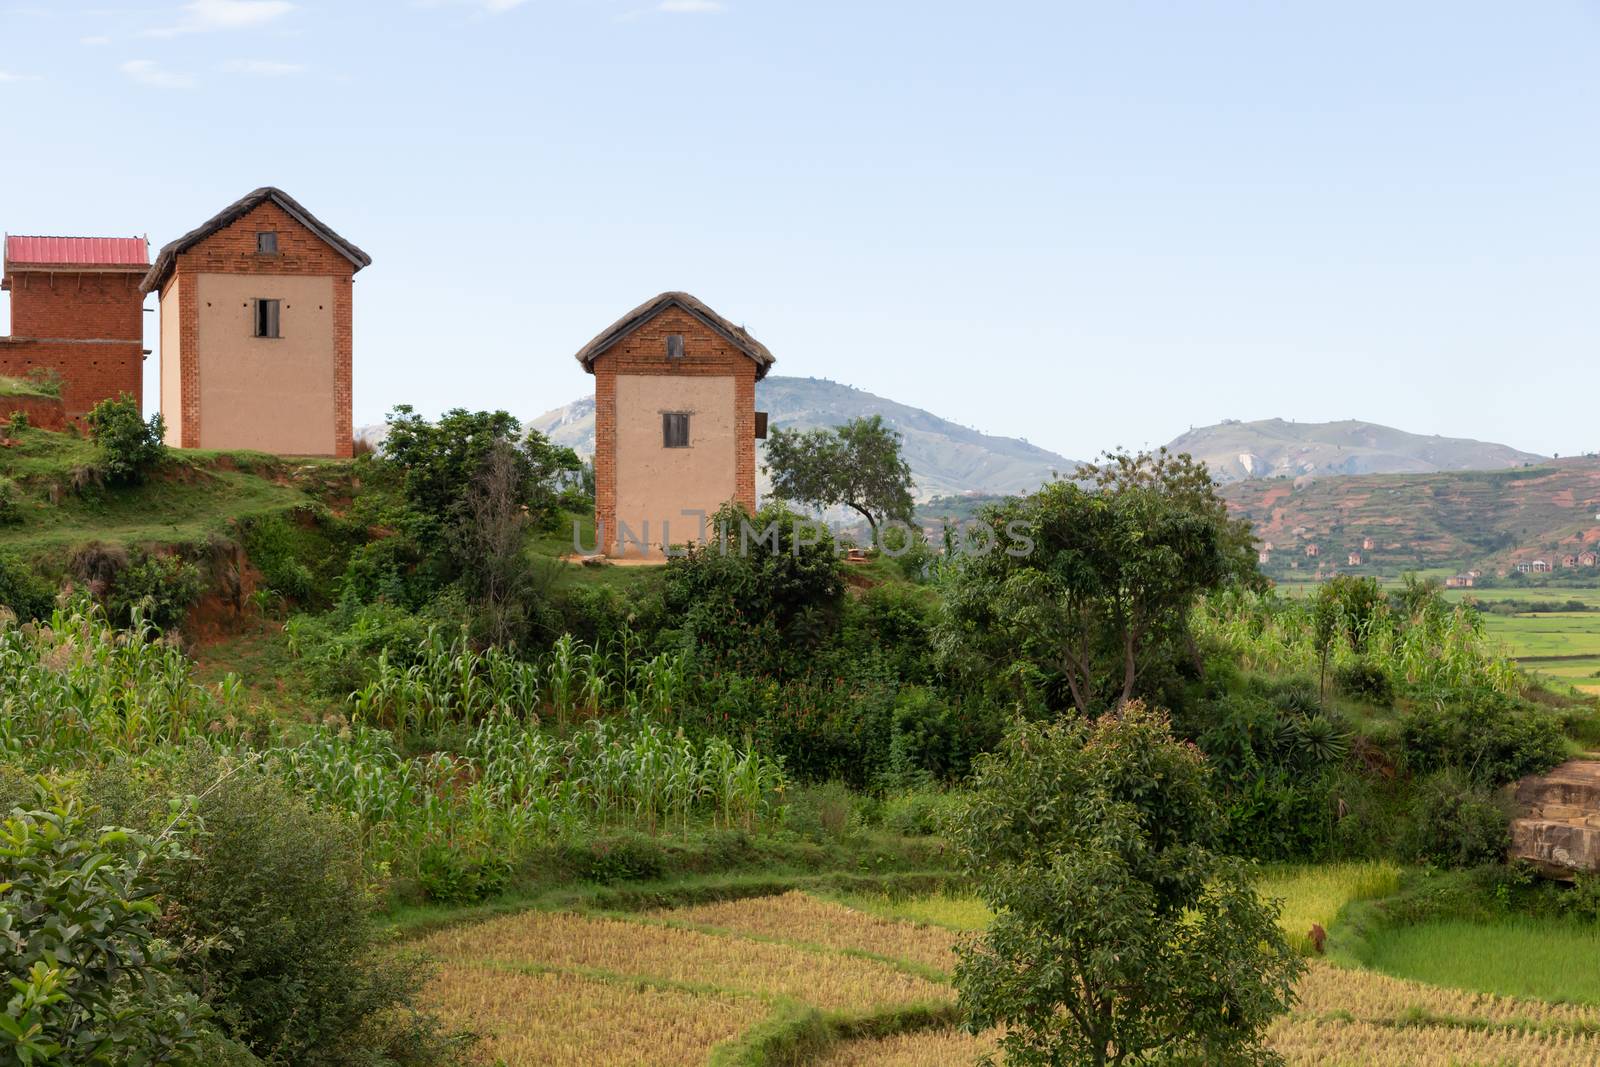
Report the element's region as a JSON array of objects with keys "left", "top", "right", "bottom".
[
  {"left": 1347, "top": 552, "right": 1362, "bottom": 567},
  {"left": 142, "top": 188, "right": 369, "bottom": 457},
  {"left": 1304, "top": 543, "right": 1319, "bottom": 558},
  {"left": 1445, "top": 573, "right": 1476, "bottom": 589},
  {"left": 1, "top": 234, "right": 149, "bottom": 425},
  {"left": 577, "top": 292, "right": 772, "bottom": 557}
]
